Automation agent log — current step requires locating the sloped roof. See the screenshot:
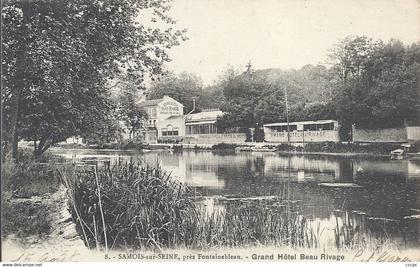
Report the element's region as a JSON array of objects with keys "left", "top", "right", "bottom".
[
  {"left": 137, "top": 98, "right": 164, "bottom": 107},
  {"left": 185, "top": 110, "right": 224, "bottom": 122},
  {"left": 137, "top": 95, "right": 184, "bottom": 108},
  {"left": 165, "top": 115, "right": 184, "bottom": 120},
  {"left": 264, "top": 119, "right": 338, "bottom": 127}
]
